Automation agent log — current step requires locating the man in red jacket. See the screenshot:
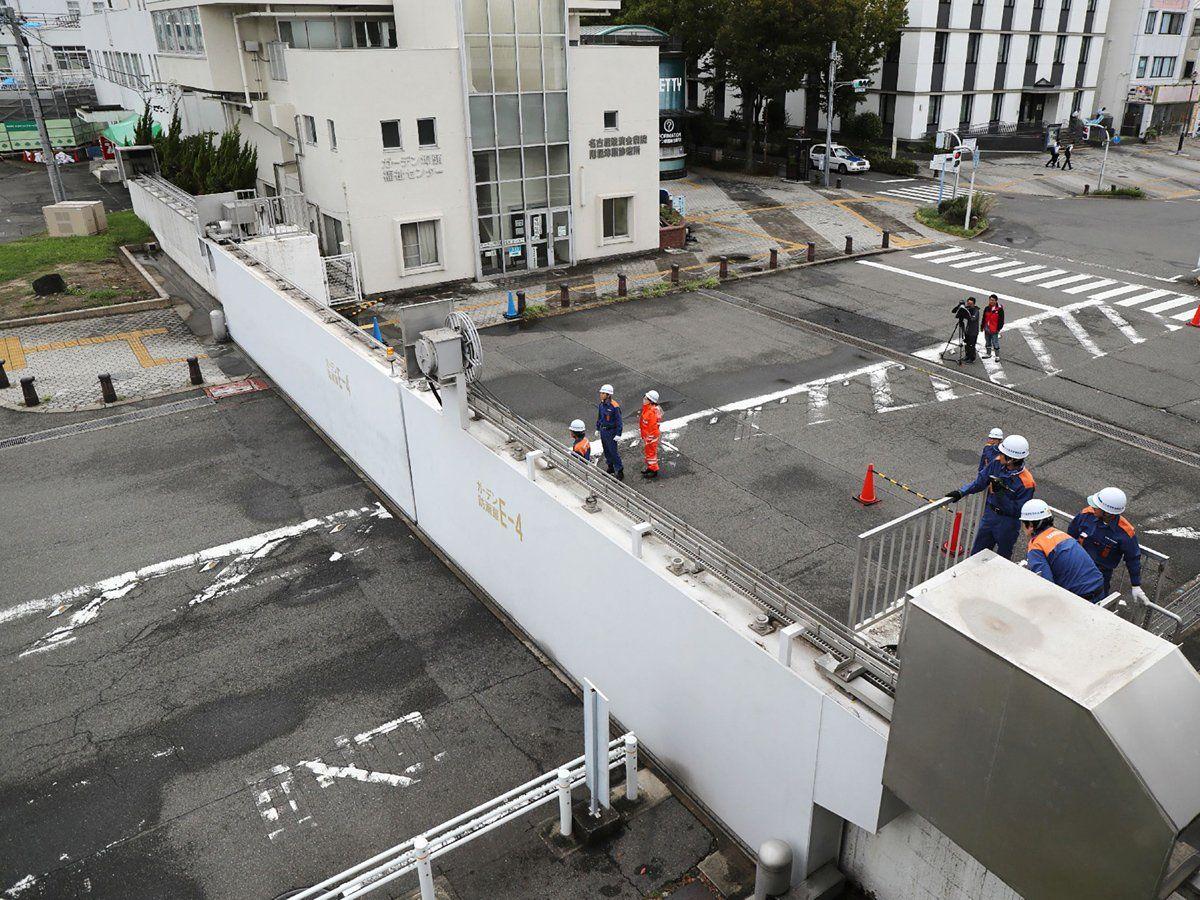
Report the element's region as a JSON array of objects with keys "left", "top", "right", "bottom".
[
  {"left": 982, "top": 294, "right": 1005, "bottom": 360},
  {"left": 640, "top": 390, "right": 663, "bottom": 479}
]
